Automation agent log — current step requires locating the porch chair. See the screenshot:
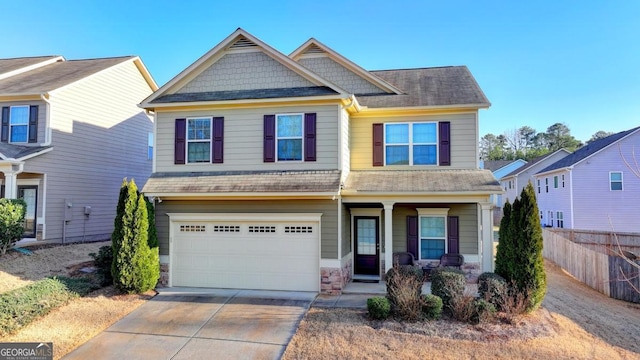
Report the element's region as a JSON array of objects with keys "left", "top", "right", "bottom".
[
  {"left": 393, "top": 252, "right": 416, "bottom": 266},
  {"left": 439, "top": 253, "right": 464, "bottom": 269}
]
